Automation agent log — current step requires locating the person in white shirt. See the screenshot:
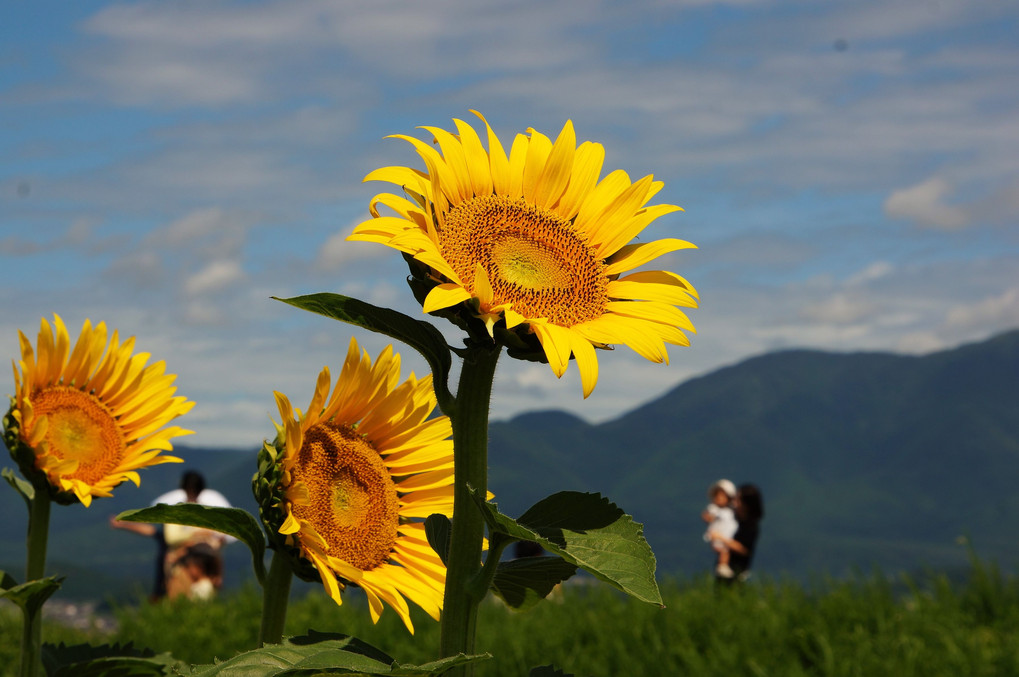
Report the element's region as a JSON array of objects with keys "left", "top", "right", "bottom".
[{"left": 110, "top": 470, "right": 232, "bottom": 600}]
